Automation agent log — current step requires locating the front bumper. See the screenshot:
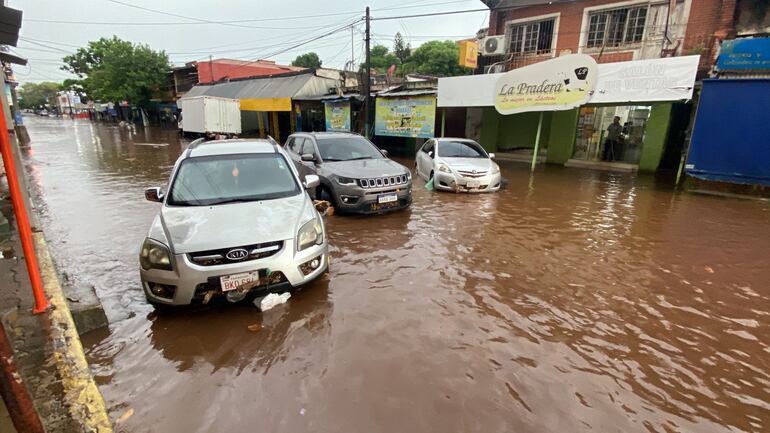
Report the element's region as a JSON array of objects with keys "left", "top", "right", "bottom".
[
  {"left": 434, "top": 171, "right": 501, "bottom": 193},
  {"left": 332, "top": 182, "right": 412, "bottom": 214},
  {"left": 140, "top": 240, "right": 328, "bottom": 306}
]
